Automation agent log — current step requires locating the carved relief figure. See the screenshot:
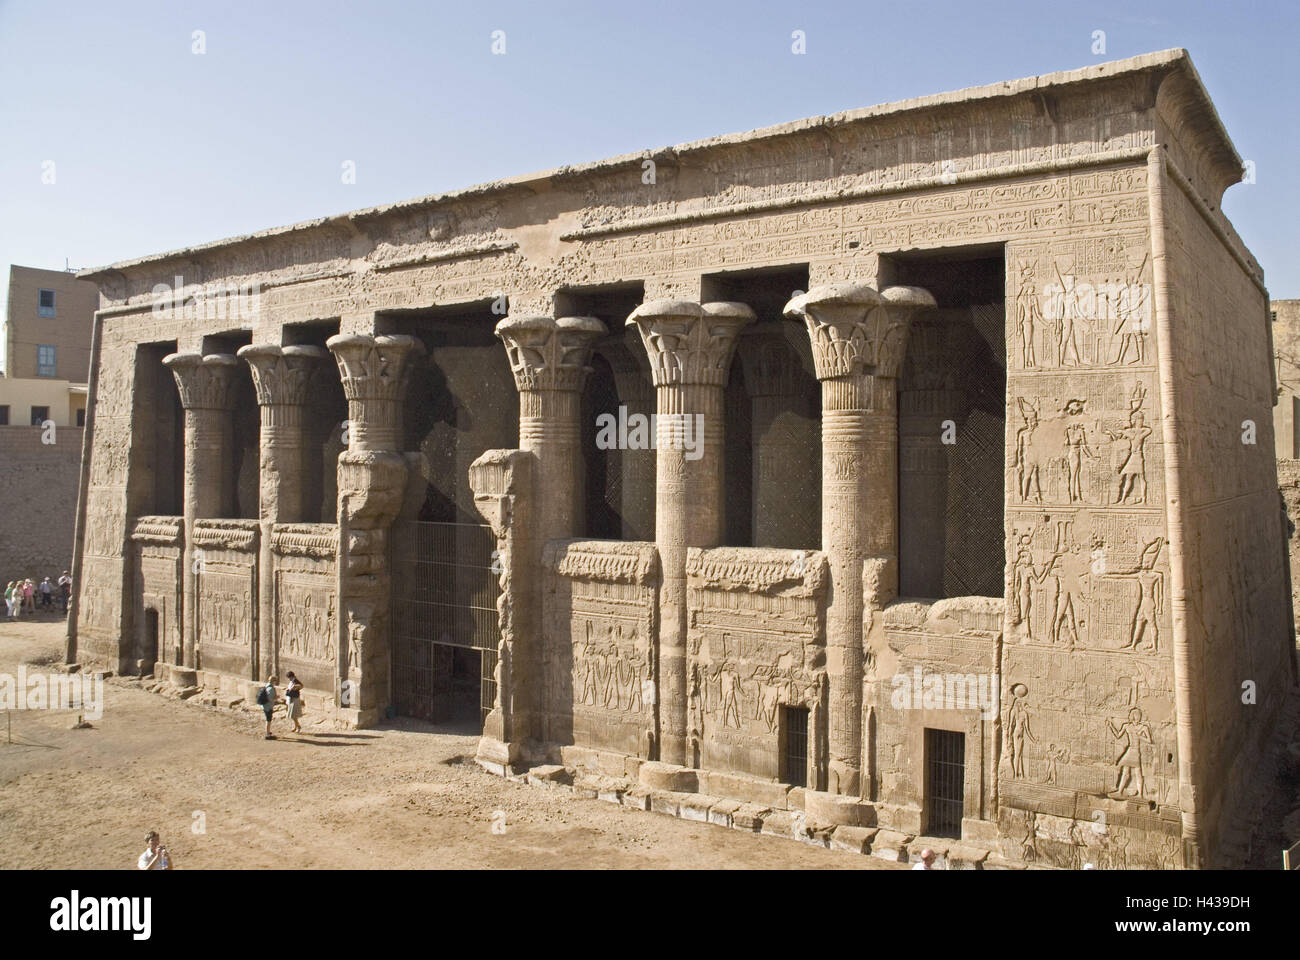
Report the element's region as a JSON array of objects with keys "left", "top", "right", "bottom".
[
  {"left": 688, "top": 663, "right": 703, "bottom": 743},
  {"left": 1043, "top": 743, "right": 1069, "bottom": 785},
  {"left": 1104, "top": 384, "right": 1152, "bottom": 504},
  {"left": 1107, "top": 707, "right": 1153, "bottom": 799},
  {"left": 1011, "top": 533, "right": 1038, "bottom": 640},
  {"left": 575, "top": 627, "right": 598, "bottom": 706},
  {"left": 1037, "top": 543, "right": 1088, "bottom": 648},
  {"left": 624, "top": 646, "right": 645, "bottom": 713},
  {"left": 1061, "top": 399, "right": 1097, "bottom": 503},
  {"left": 1016, "top": 263, "right": 1041, "bottom": 368},
  {"left": 720, "top": 665, "right": 743, "bottom": 729},
  {"left": 1108, "top": 538, "right": 1165, "bottom": 652},
  {"left": 1051, "top": 264, "right": 1084, "bottom": 367},
  {"left": 1005, "top": 682, "right": 1037, "bottom": 779},
  {"left": 1014, "top": 399, "right": 1045, "bottom": 503},
  {"left": 1110, "top": 253, "right": 1150, "bottom": 365}
]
